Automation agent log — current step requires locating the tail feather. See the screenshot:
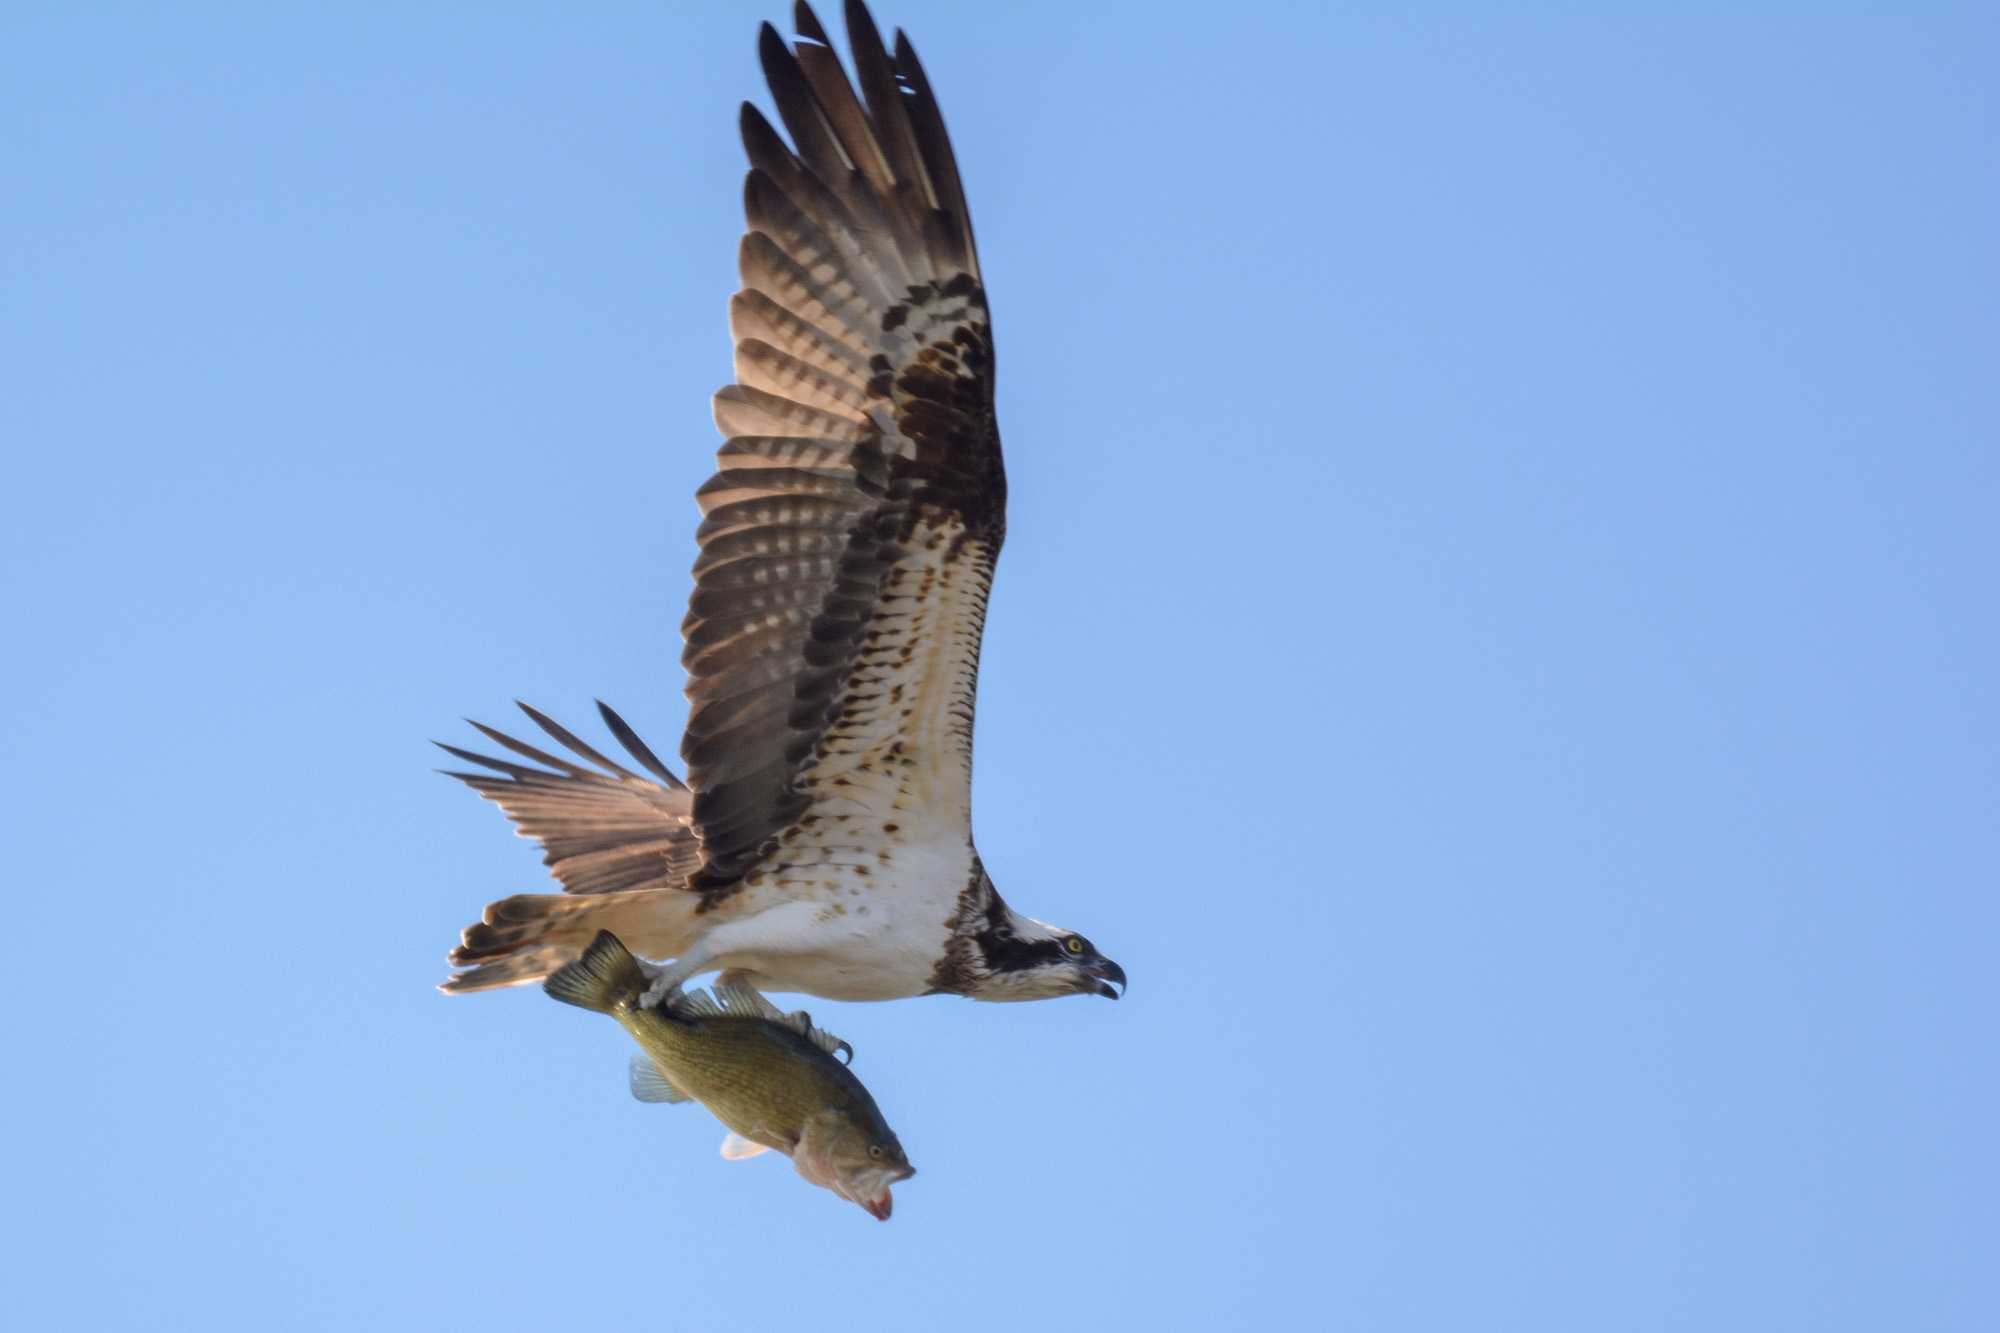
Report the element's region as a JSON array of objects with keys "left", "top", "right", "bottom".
[
  {"left": 543, "top": 931, "right": 646, "bottom": 1013},
  {"left": 439, "top": 887, "right": 701, "bottom": 993},
  {"left": 438, "top": 944, "right": 581, "bottom": 994}
]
